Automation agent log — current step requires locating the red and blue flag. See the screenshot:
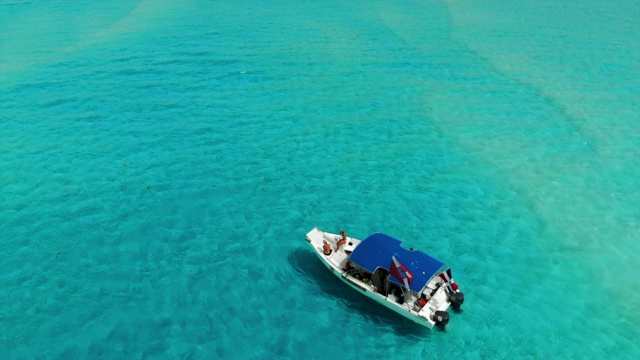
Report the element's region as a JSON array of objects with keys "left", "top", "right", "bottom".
[
  {"left": 438, "top": 268, "right": 459, "bottom": 294},
  {"left": 390, "top": 256, "right": 413, "bottom": 289}
]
